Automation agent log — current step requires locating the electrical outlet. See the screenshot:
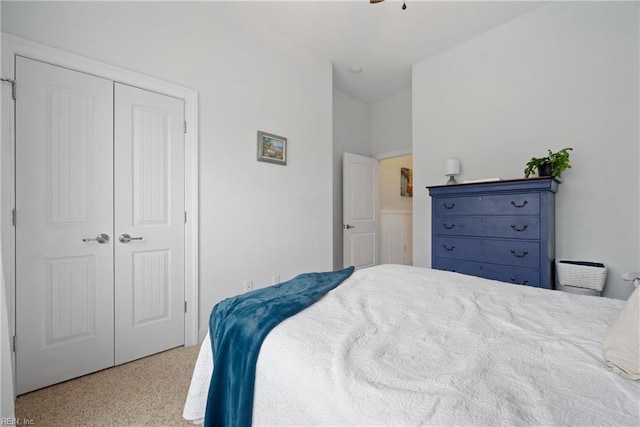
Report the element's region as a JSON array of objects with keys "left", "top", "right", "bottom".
[
  {"left": 272, "top": 275, "right": 280, "bottom": 285},
  {"left": 244, "top": 280, "right": 254, "bottom": 293}
]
